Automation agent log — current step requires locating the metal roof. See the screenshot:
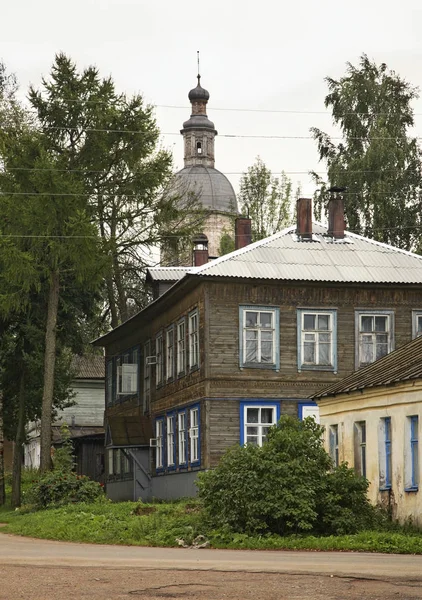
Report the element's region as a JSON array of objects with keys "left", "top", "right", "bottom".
[
  {"left": 171, "top": 165, "right": 238, "bottom": 213},
  {"left": 190, "top": 224, "right": 422, "bottom": 284},
  {"left": 312, "top": 335, "right": 422, "bottom": 399},
  {"left": 71, "top": 355, "right": 104, "bottom": 379},
  {"left": 147, "top": 267, "right": 191, "bottom": 282}
]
